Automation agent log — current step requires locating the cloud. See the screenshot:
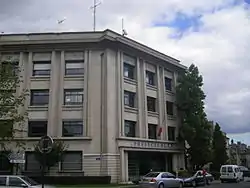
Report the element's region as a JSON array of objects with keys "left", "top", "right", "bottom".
[{"left": 1, "top": 0, "right": 250, "bottom": 139}]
